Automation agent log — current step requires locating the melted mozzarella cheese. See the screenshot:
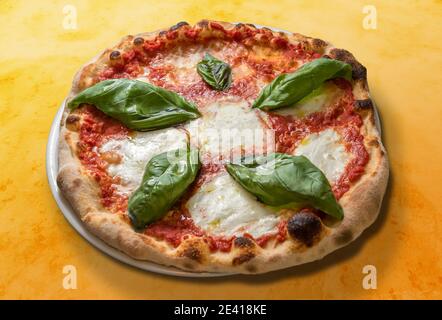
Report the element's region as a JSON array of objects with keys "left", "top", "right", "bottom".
[
  {"left": 294, "top": 128, "right": 350, "bottom": 183},
  {"left": 275, "top": 83, "right": 341, "bottom": 118},
  {"left": 159, "top": 47, "right": 206, "bottom": 85},
  {"left": 167, "top": 47, "right": 205, "bottom": 68},
  {"left": 187, "top": 100, "right": 275, "bottom": 161},
  {"left": 187, "top": 173, "right": 280, "bottom": 237},
  {"left": 100, "top": 128, "right": 188, "bottom": 194}
]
